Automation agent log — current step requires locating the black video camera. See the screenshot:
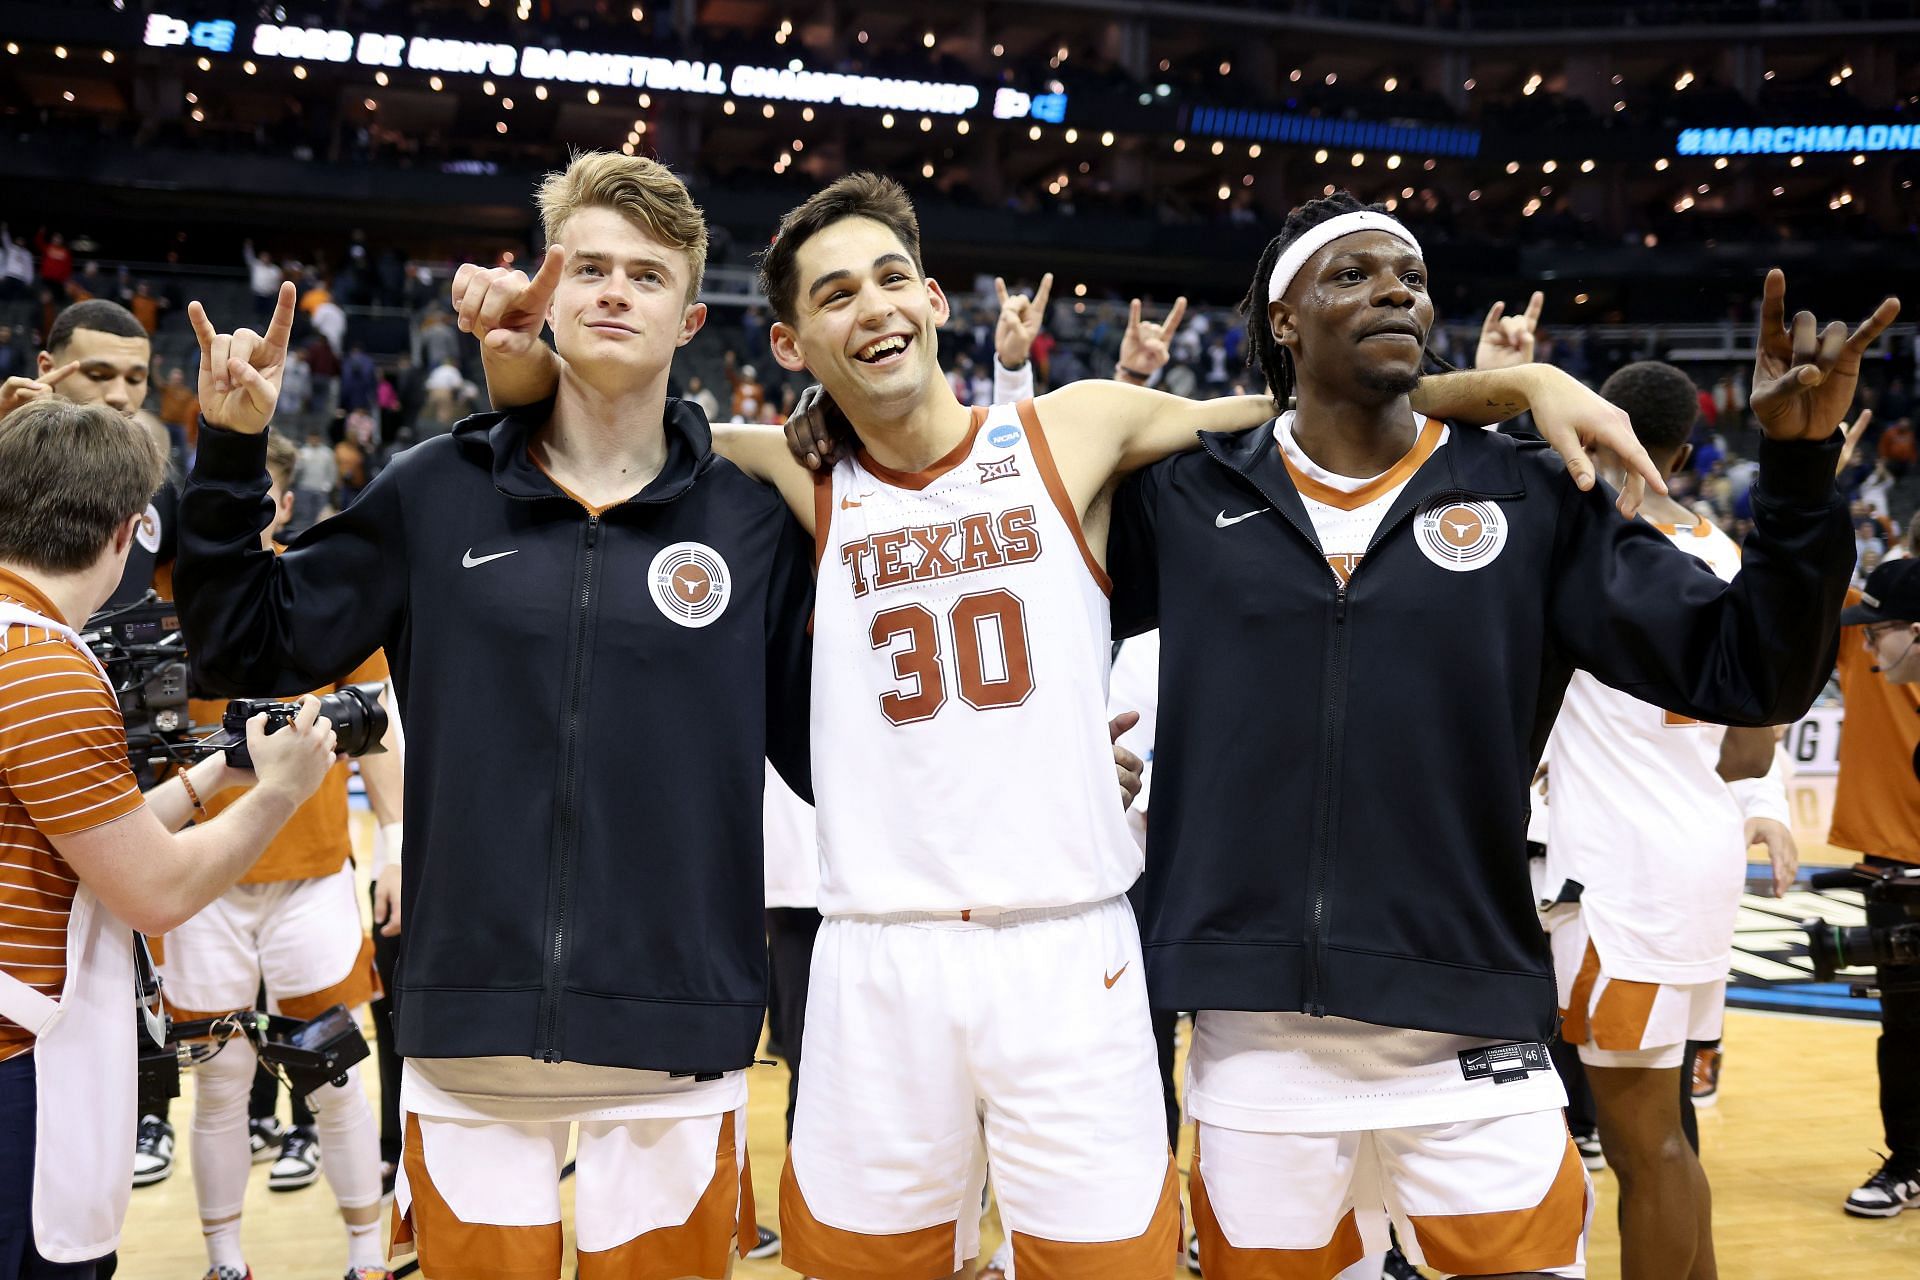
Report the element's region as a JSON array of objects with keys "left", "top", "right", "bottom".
[
  {"left": 1802, "top": 864, "right": 1920, "bottom": 992},
  {"left": 78, "top": 594, "right": 197, "bottom": 788},
  {"left": 138, "top": 1005, "right": 371, "bottom": 1103},
  {"left": 202, "top": 682, "right": 390, "bottom": 770}
]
